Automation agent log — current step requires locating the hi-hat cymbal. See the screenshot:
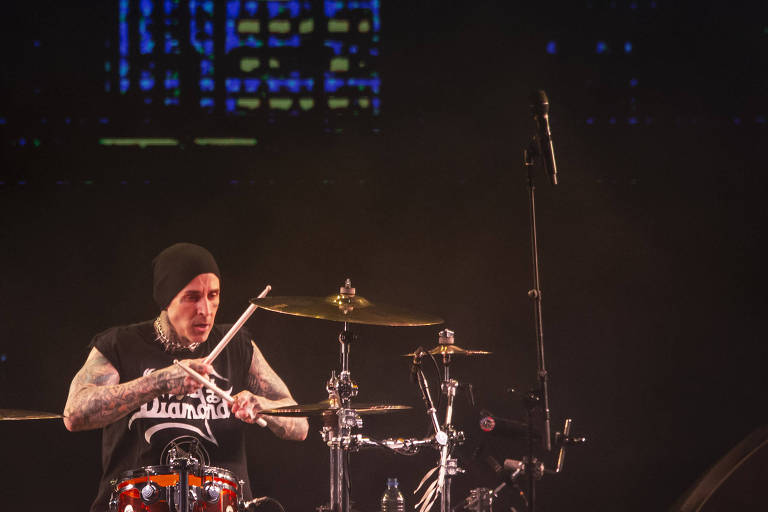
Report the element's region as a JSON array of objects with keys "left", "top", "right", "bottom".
[
  {"left": 259, "top": 400, "right": 412, "bottom": 417},
  {"left": 250, "top": 295, "right": 443, "bottom": 327},
  {"left": 0, "top": 409, "right": 63, "bottom": 421},
  {"left": 403, "top": 345, "right": 492, "bottom": 357}
]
